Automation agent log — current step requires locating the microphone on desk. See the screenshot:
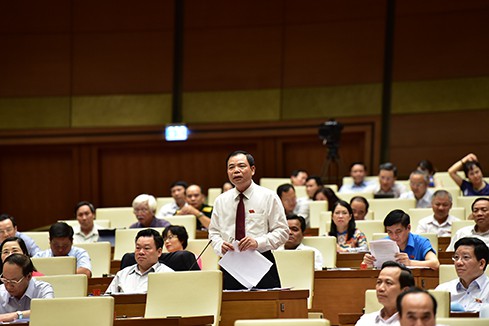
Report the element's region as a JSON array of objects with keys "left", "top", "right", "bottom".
[{"left": 188, "top": 239, "right": 212, "bottom": 271}]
